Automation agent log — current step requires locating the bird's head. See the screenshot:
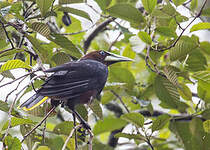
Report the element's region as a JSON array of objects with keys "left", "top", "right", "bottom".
[{"left": 80, "top": 50, "right": 133, "bottom": 66}]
